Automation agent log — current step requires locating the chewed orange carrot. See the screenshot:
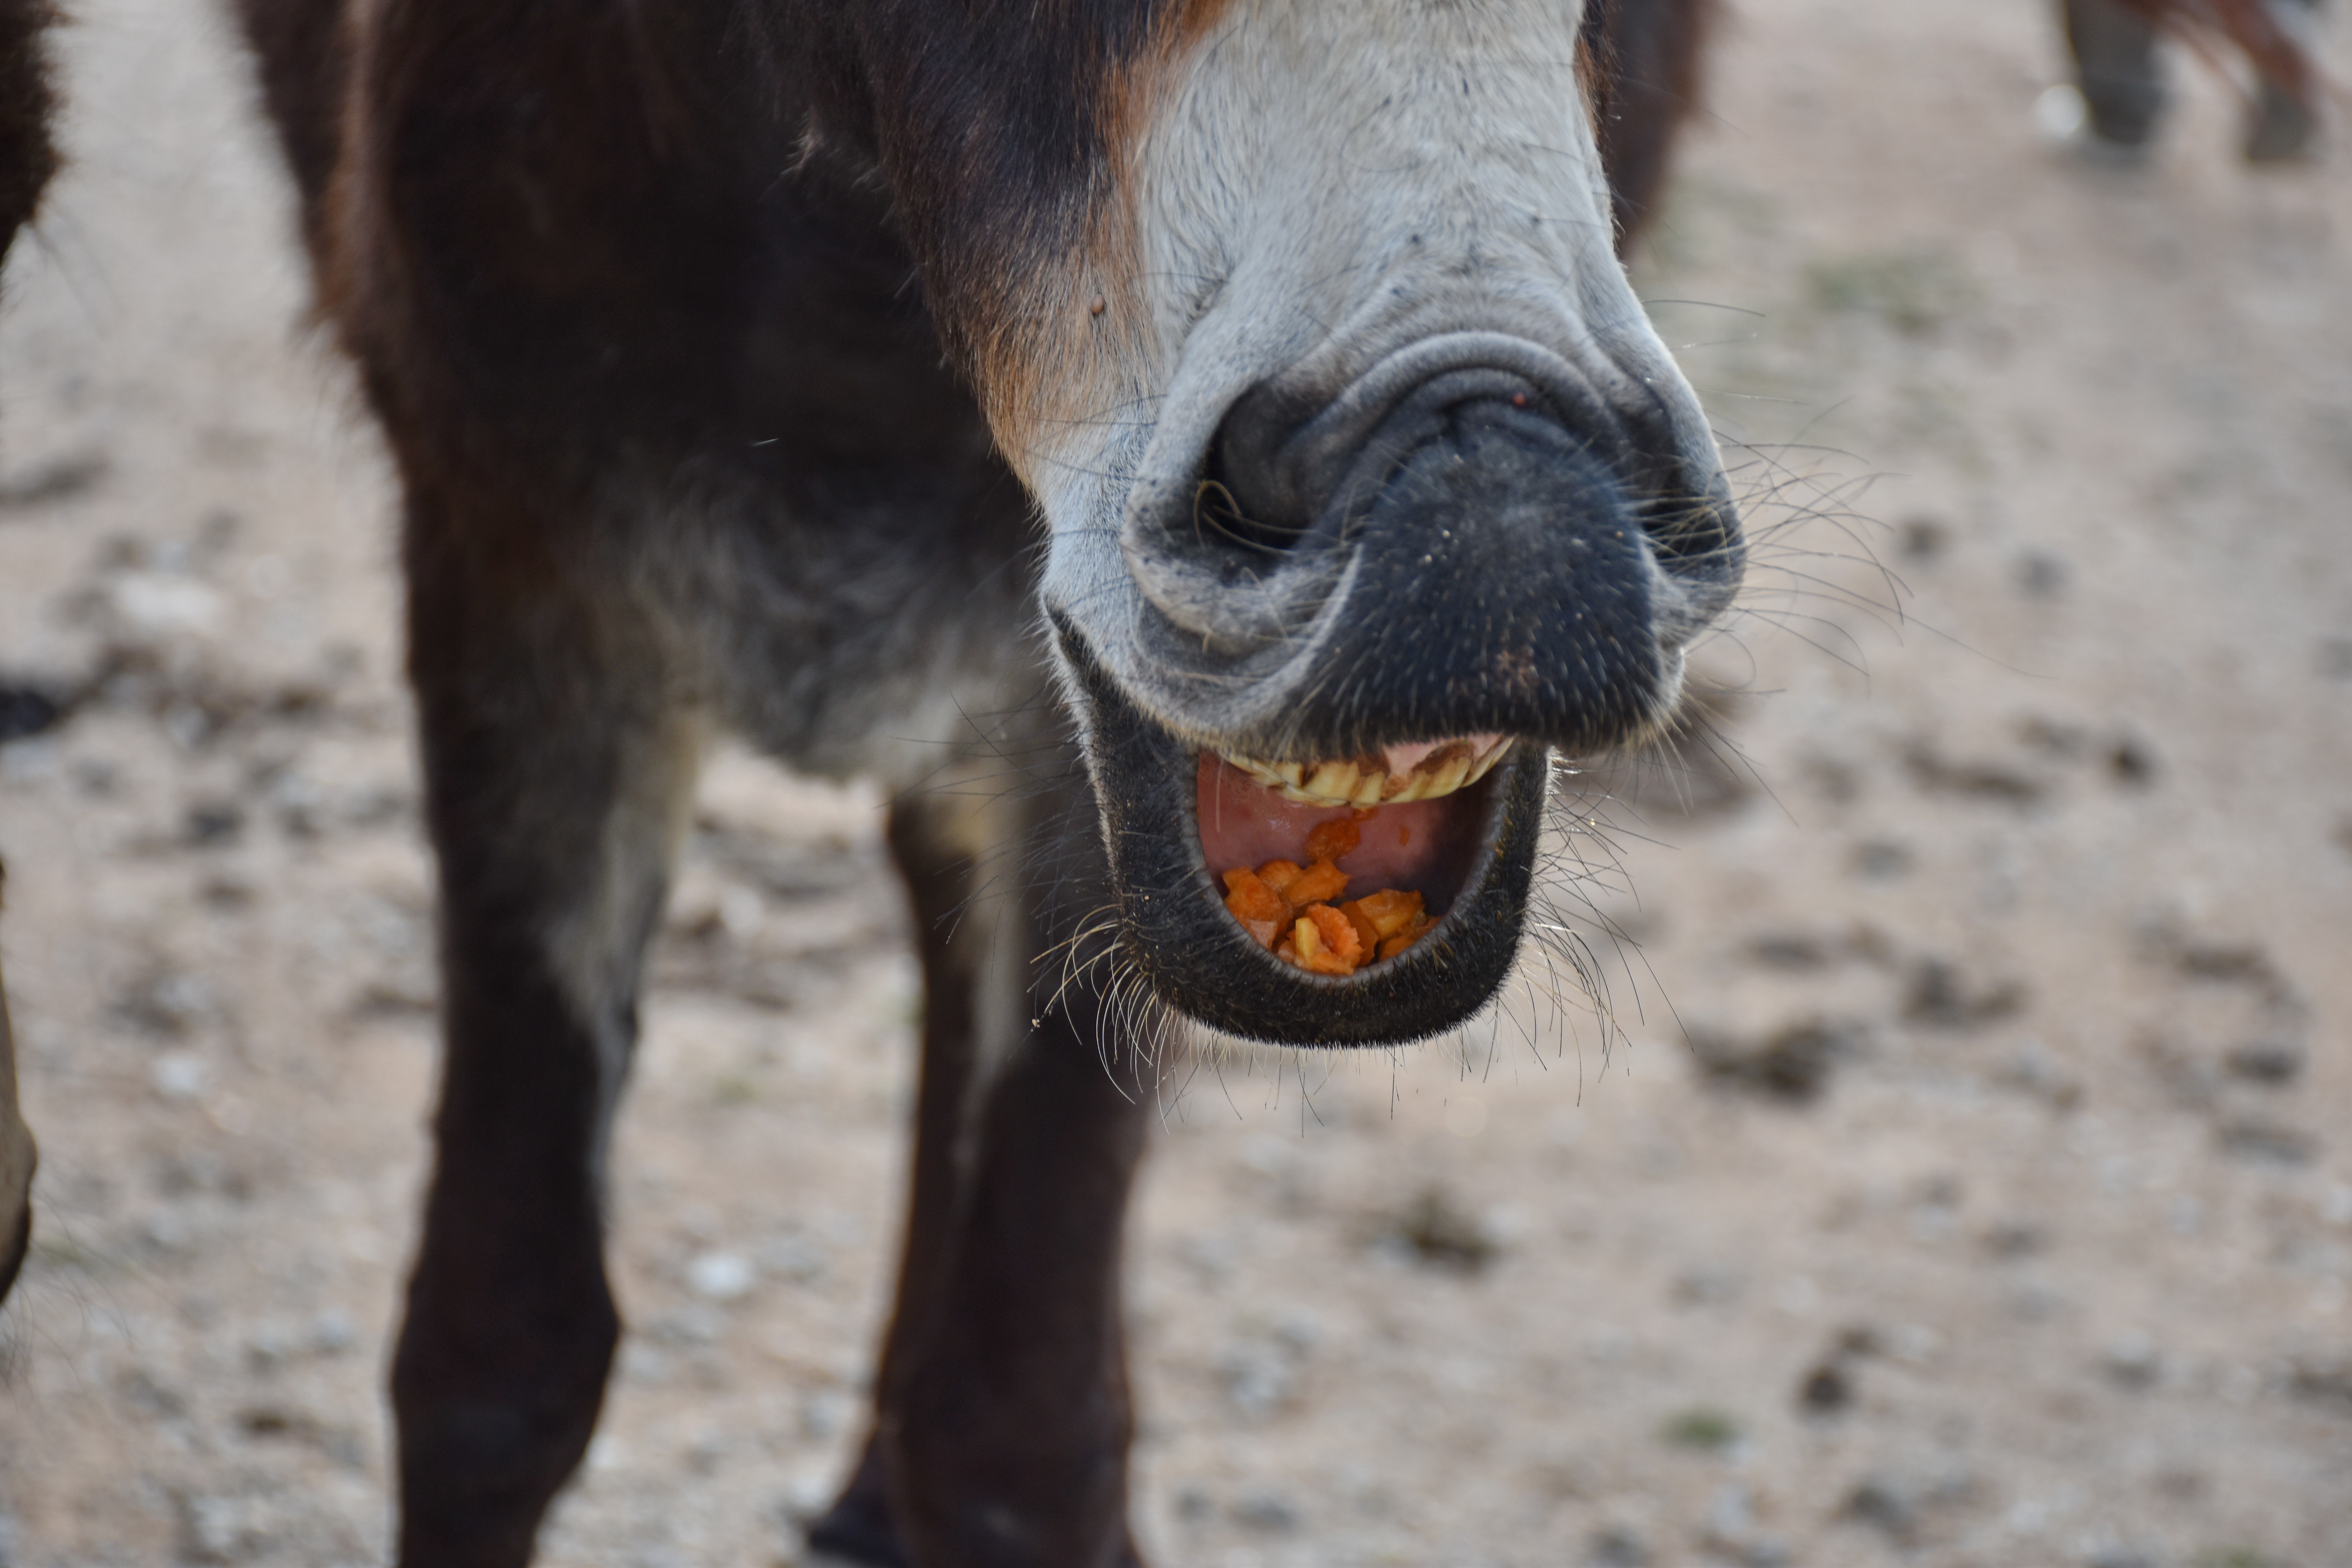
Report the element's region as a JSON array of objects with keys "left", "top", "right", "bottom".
[
  {"left": 1221, "top": 868, "right": 1291, "bottom": 949},
  {"left": 1303, "top": 815, "right": 1361, "bottom": 863},
  {"left": 1221, "top": 819, "right": 1435, "bottom": 975}
]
